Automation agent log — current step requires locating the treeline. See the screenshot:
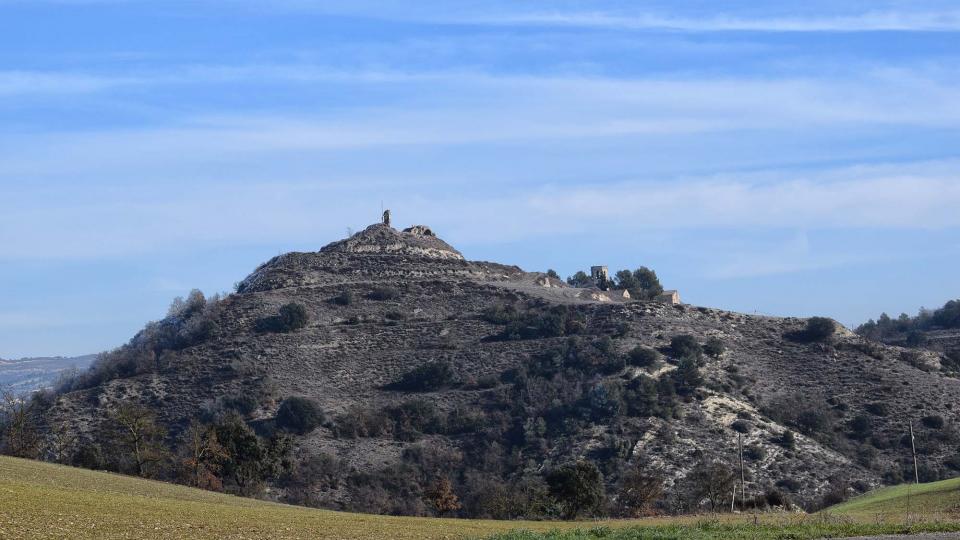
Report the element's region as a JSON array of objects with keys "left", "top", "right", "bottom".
[
  {"left": 0, "top": 388, "right": 293, "bottom": 497},
  {"left": 56, "top": 290, "right": 226, "bottom": 393},
  {"left": 565, "top": 266, "right": 664, "bottom": 300},
  {"left": 856, "top": 299, "right": 960, "bottom": 344}
]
